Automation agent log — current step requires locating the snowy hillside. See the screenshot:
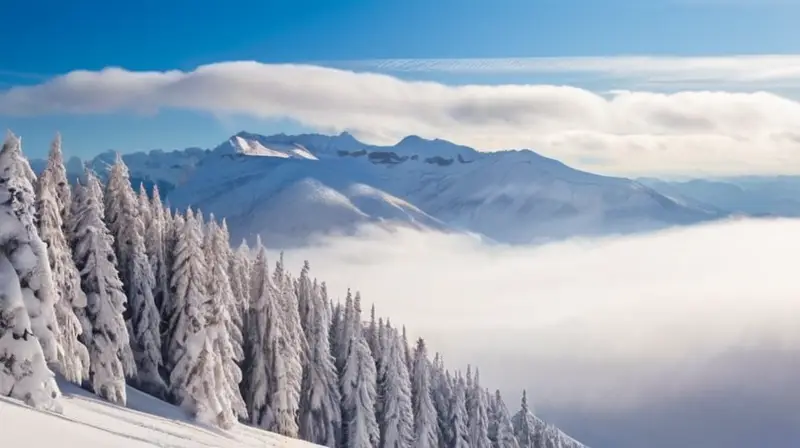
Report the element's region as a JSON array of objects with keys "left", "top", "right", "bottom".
[
  {"left": 640, "top": 176, "right": 800, "bottom": 217},
  {"left": 37, "top": 131, "right": 722, "bottom": 246},
  {"left": 2, "top": 378, "right": 321, "bottom": 448}
]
